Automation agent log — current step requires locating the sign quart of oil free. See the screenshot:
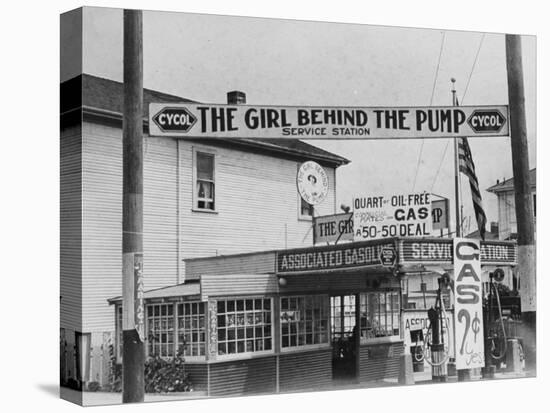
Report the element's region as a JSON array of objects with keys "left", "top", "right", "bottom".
[
  {"left": 149, "top": 103, "right": 509, "bottom": 139},
  {"left": 353, "top": 192, "right": 432, "bottom": 241}
]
